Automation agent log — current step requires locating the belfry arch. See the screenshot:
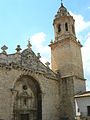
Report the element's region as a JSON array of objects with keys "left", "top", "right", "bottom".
[{"left": 12, "top": 75, "right": 42, "bottom": 120}]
